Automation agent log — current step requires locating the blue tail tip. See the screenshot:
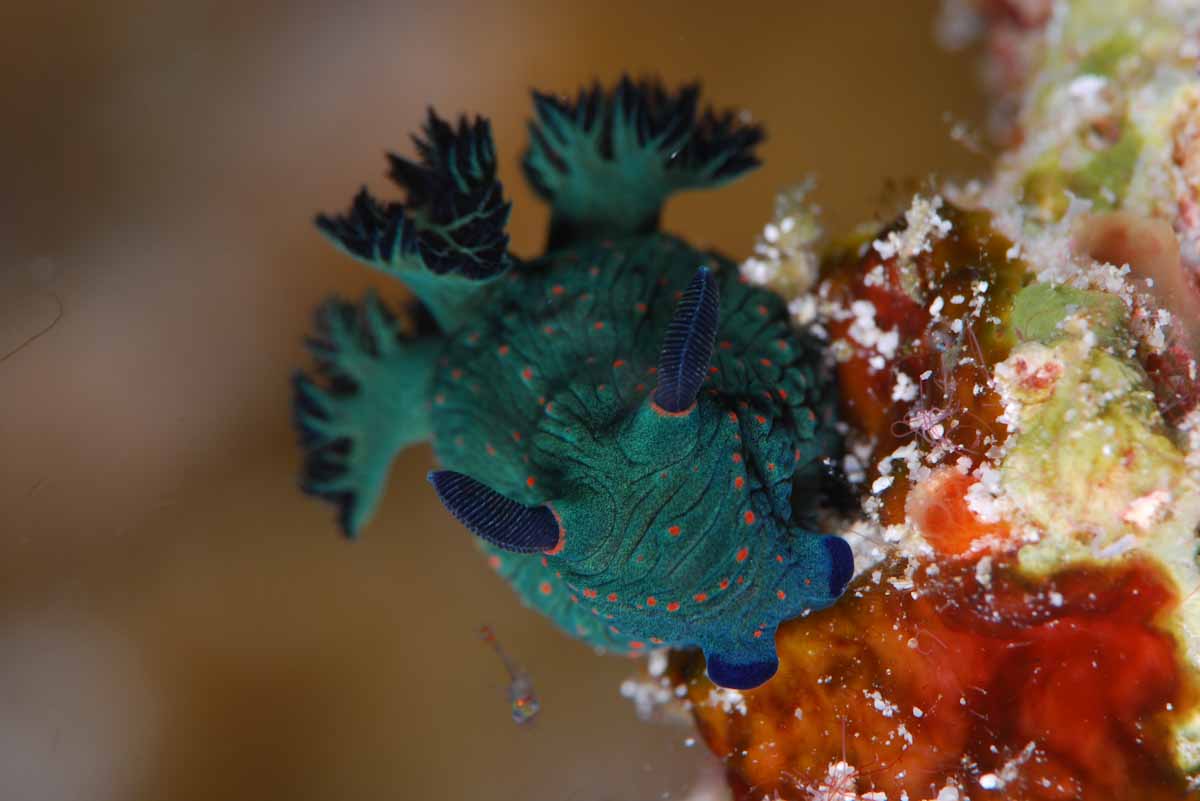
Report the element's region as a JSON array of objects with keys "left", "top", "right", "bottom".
[
  {"left": 706, "top": 651, "right": 779, "bottom": 690},
  {"left": 823, "top": 536, "right": 854, "bottom": 597}
]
